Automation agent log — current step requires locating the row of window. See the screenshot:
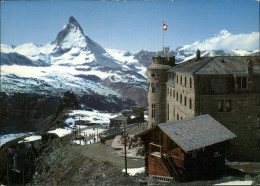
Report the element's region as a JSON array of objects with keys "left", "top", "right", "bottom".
[
  {"left": 167, "top": 105, "right": 184, "bottom": 121},
  {"left": 168, "top": 73, "right": 193, "bottom": 89},
  {"left": 176, "top": 75, "right": 193, "bottom": 88},
  {"left": 167, "top": 88, "right": 193, "bottom": 110},
  {"left": 218, "top": 100, "right": 231, "bottom": 112}
]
